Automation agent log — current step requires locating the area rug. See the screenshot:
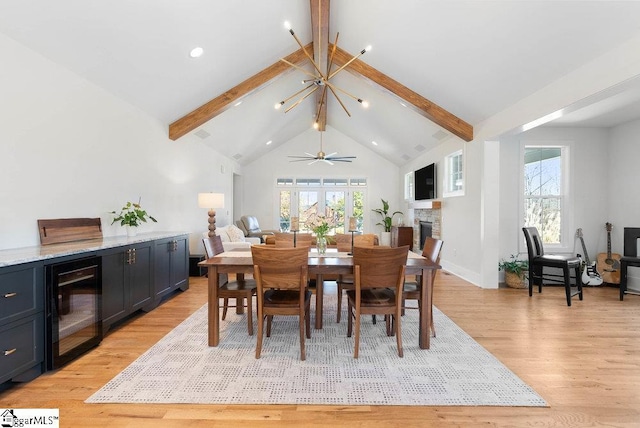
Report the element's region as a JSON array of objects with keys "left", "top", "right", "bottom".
[{"left": 86, "top": 295, "right": 546, "bottom": 406}]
